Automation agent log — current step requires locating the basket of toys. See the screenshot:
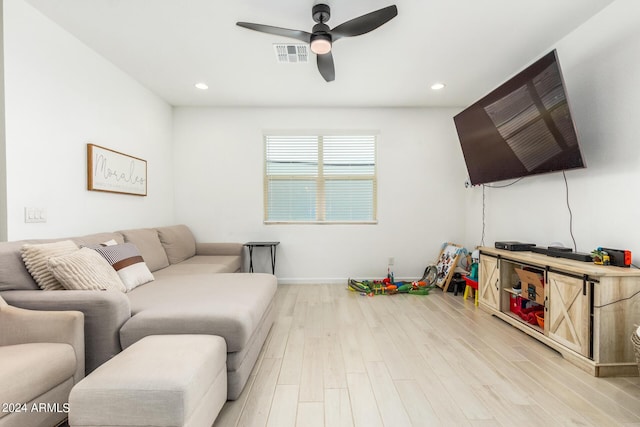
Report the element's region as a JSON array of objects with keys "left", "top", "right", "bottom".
[{"left": 632, "top": 326, "right": 640, "bottom": 375}]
